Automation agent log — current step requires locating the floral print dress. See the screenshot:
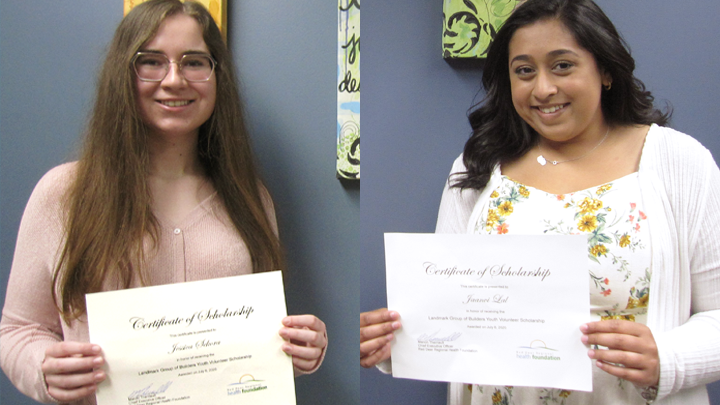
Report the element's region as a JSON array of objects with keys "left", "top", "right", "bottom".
[{"left": 464, "top": 173, "right": 651, "bottom": 405}]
